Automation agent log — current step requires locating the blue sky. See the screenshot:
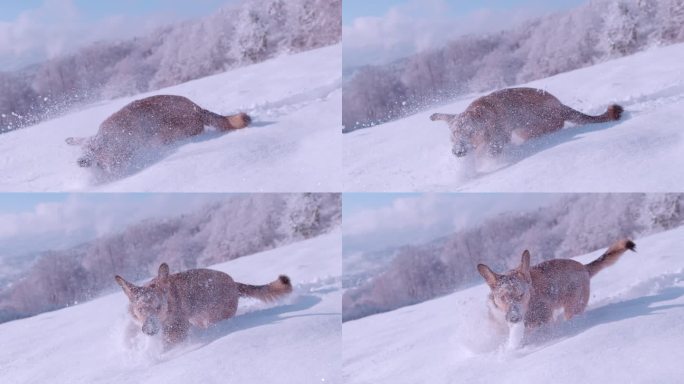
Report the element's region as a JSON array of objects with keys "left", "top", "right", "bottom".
[
  {"left": 0, "top": 0, "right": 231, "bottom": 22},
  {"left": 343, "top": 0, "right": 586, "bottom": 68},
  {"left": 0, "top": 193, "right": 230, "bottom": 258},
  {"left": 343, "top": 193, "right": 563, "bottom": 255},
  {"left": 0, "top": 193, "right": 196, "bottom": 214},
  {"left": 0, "top": 0, "right": 235, "bottom": 70},
  {"left": 343, "top": 0, "right": 584, "bottom": 24}
]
